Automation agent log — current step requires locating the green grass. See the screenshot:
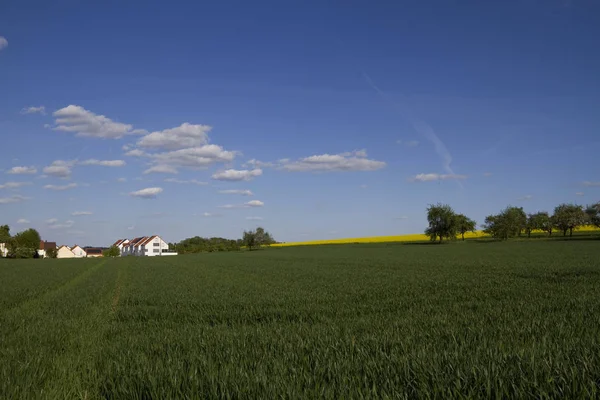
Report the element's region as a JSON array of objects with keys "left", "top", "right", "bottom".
[{"left": 1, "top": 239, "right": 600, "bottom": 398}]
